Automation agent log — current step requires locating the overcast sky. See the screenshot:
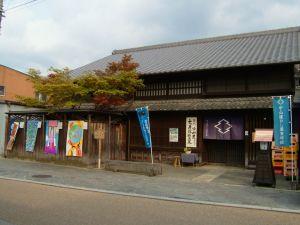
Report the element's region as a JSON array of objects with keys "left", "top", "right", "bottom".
[{"left": 1, "top": 0, "right": 300, "bottom": 74}]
